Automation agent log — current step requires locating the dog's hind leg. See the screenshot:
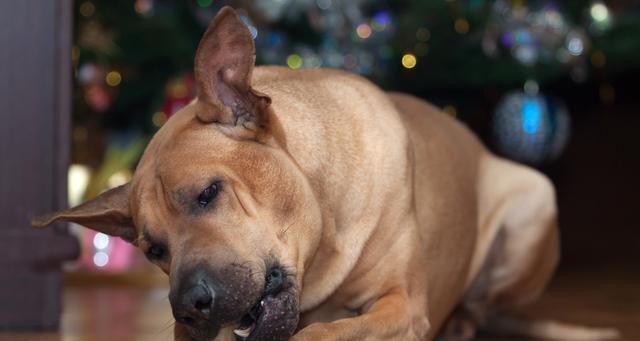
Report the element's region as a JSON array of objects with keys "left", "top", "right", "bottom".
[
  {"left": 450, "top": 157, "right": 618, "bottom": 341},
  {"left": 438, "top": 226, "right": 507, "bottom": 341}
]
